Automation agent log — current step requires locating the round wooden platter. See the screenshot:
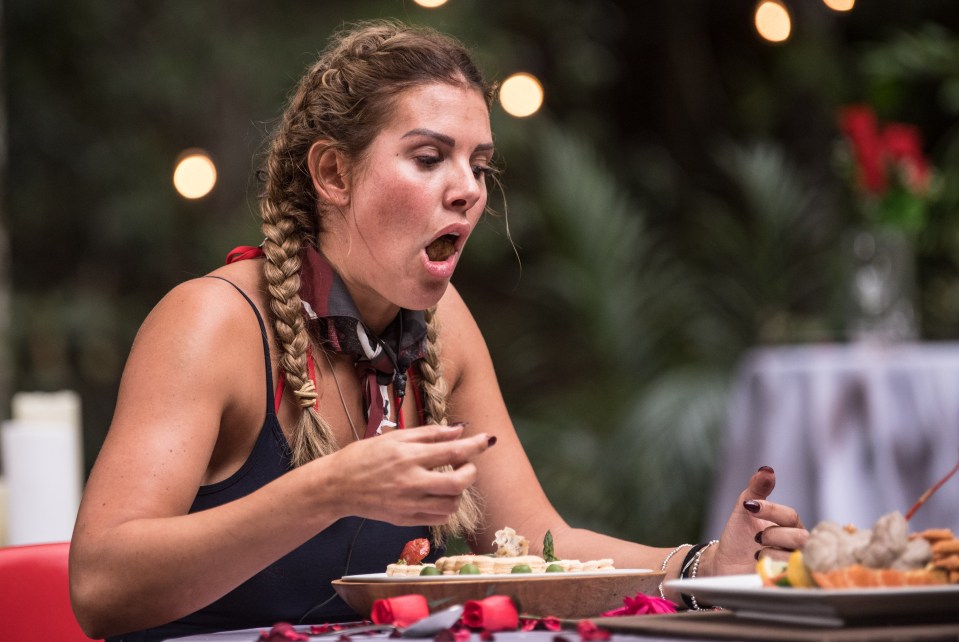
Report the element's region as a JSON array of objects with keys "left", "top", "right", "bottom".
[{"left": 332, "top": 570, "right": 665, "bottom": 620}]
